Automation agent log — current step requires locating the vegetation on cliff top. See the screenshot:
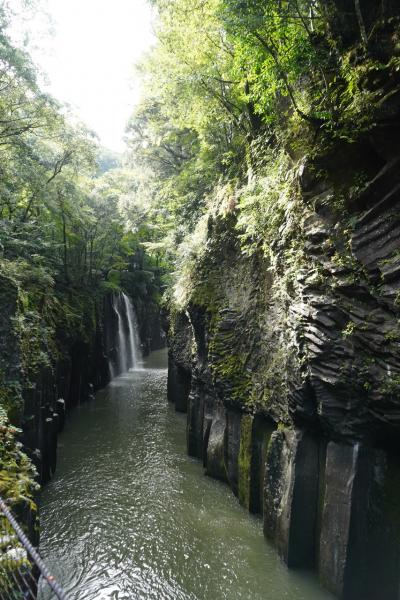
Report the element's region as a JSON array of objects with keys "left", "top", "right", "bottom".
[
  {"left": 127, "top": 0, "right": 400, "bottom": 408},
  {"left": 128, "top": 0, "right": 399, "bottom": 291},
  {"left": 1, "top": 0, "right": 400, "bottom": 500}
]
